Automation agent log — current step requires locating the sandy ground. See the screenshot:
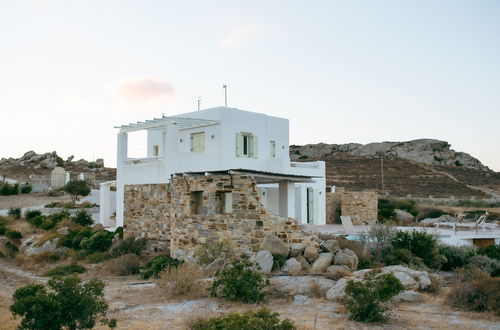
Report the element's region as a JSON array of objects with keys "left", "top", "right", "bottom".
[
  {"left": 0, "top": 192, "right": 72, "bottom": 210},
  {"left": 0, "top": 257, "right": 499, "bottom": 330}
]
